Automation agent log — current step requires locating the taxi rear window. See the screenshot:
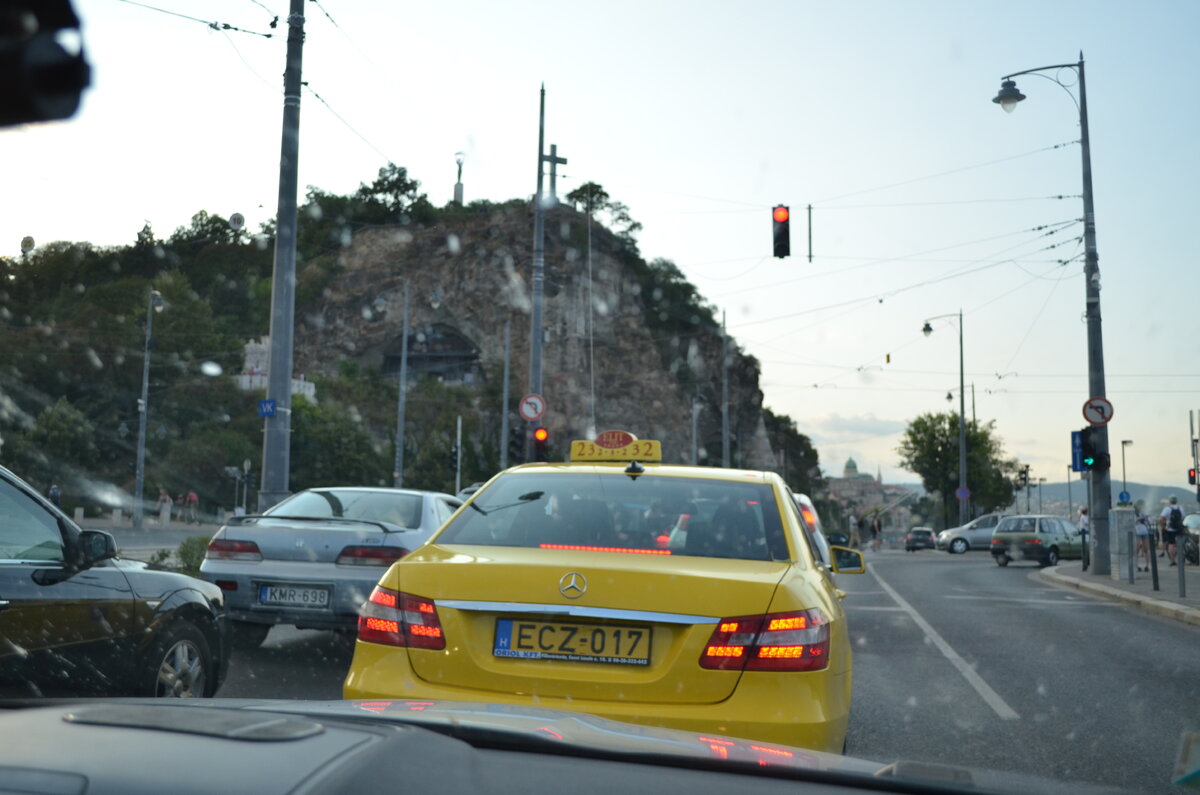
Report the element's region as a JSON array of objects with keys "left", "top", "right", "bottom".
[
  {"left": 438, "top": 473, "right": 790, "bottom": 561},
  {"left": 995, "top": 518, "right": 1036, "bottom": 533}
]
